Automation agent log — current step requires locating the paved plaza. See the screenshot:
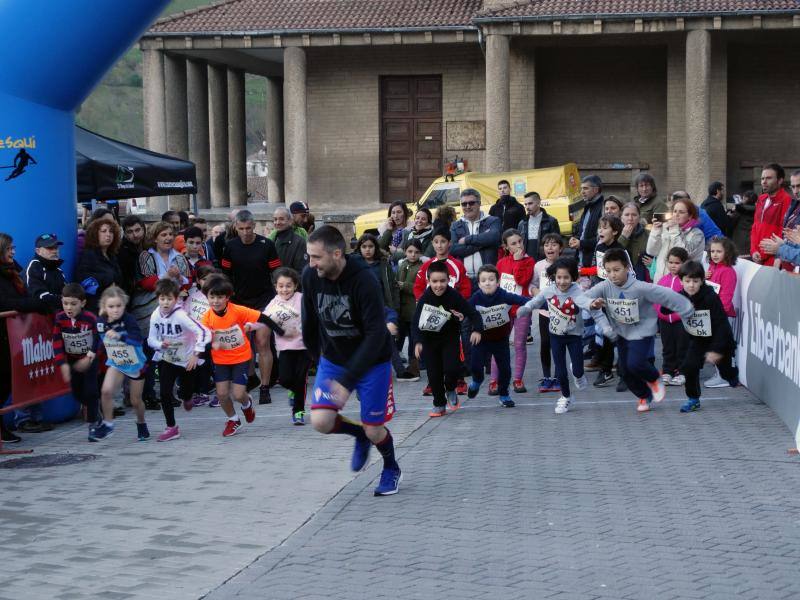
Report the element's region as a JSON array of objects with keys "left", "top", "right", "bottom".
[{"left": 2, "top": 354, "right": 799, "bottom": 600}]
